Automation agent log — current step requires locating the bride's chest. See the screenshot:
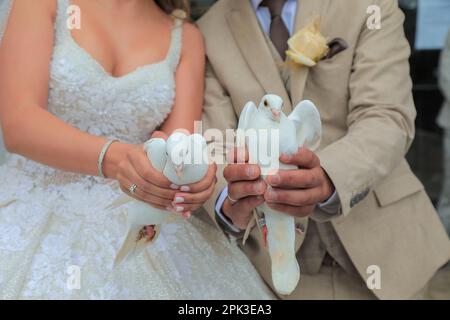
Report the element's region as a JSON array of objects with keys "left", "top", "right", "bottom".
[{"left": 45, "top": 40, "right": 176, "bottom": 142}]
